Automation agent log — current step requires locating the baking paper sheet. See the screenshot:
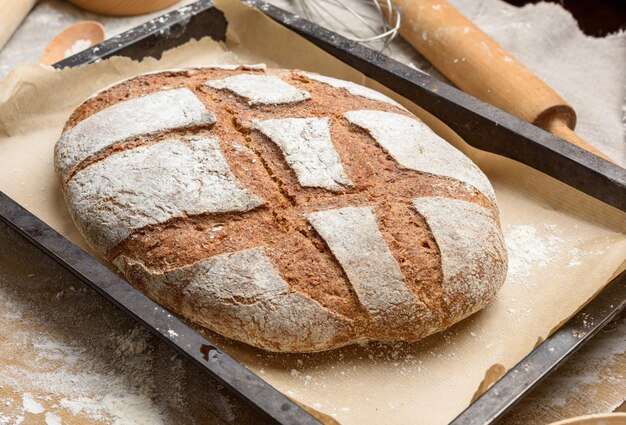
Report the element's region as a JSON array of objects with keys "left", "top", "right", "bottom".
[{"left": 0, "top": 1, "right": 624, "bottom": 423}]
